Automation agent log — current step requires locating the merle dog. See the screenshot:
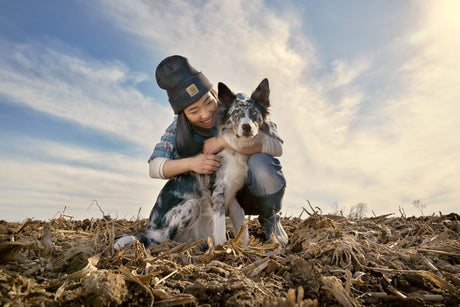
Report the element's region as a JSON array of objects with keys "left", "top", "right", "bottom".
[{"left": 115, "top": 79, "right": 274, "bottom": 249}]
